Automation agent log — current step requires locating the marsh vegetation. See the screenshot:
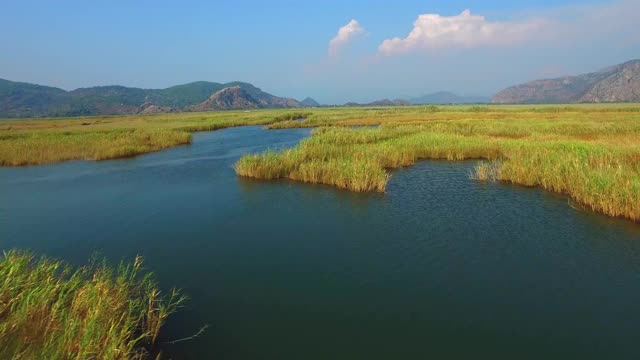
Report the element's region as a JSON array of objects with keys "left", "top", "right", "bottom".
[
  {"left": 0, "top": 250, "right": 184, "bottom": 359},
  {"left": 2, "top": 105, "right": 640, "bottom": 222},
  {"left": 235, "top": 105, "right": 640, "bottom": 222}
]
